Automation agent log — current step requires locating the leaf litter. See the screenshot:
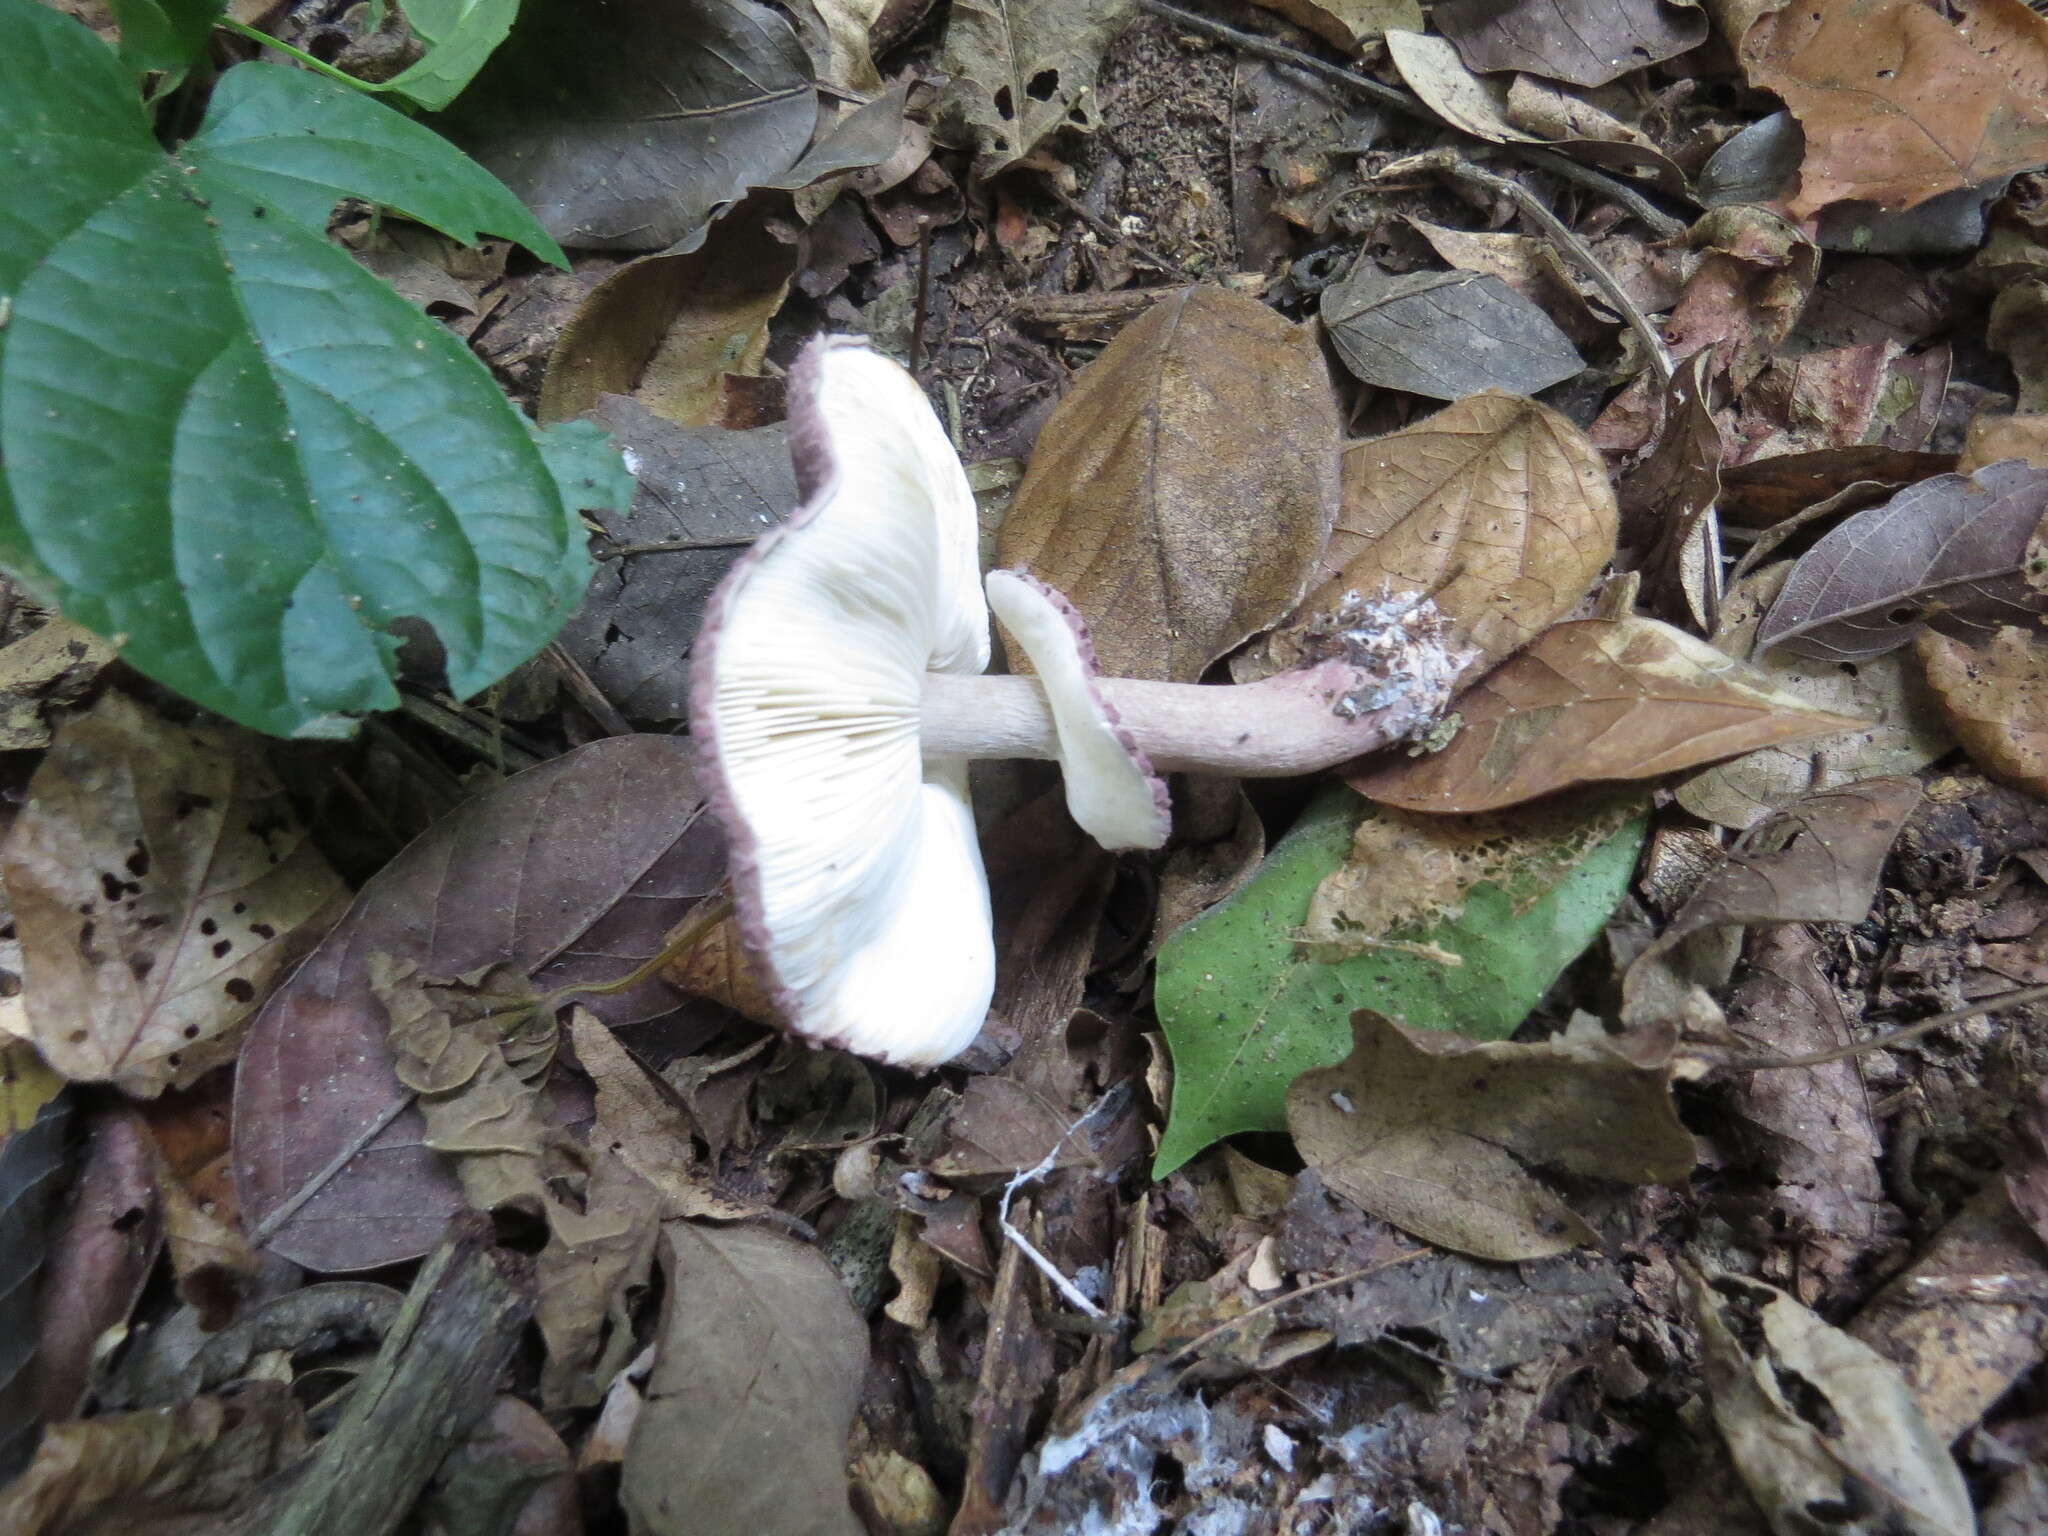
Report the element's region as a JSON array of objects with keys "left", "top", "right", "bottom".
[{"left": 16, "top": 0, "right": 2048, "bottom": 1530}]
